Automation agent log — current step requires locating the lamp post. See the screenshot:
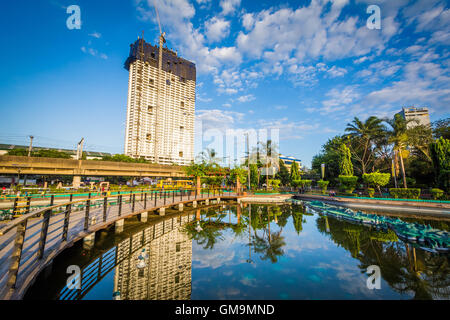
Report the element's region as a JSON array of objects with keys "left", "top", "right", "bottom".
[
  {"left": 321, "top": 163, "right": 325, "bottom": 180},
  {"left": 23, "top": 135, "right": 34, "bottom": 187}
]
